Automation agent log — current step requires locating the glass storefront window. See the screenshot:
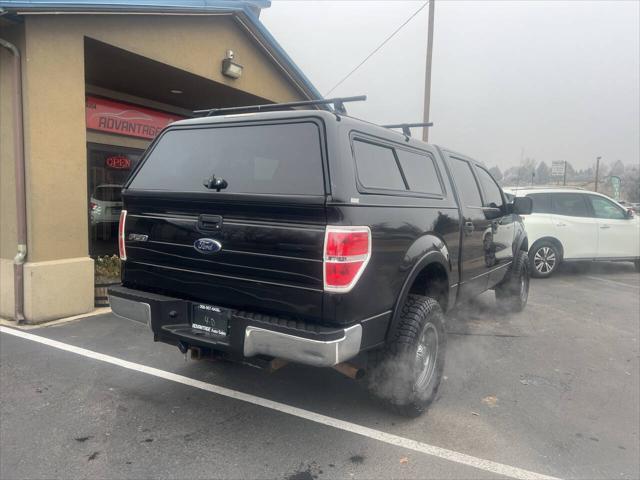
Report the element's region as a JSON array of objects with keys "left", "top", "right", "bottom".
[{"left": 87, "top": 143, "right": 143, "bottom": 257}]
